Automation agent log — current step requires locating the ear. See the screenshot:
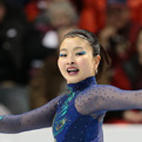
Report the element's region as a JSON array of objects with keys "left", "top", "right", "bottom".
[{"left": 94, "top": 55, "right": 101, "bottom": 70}]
